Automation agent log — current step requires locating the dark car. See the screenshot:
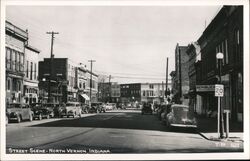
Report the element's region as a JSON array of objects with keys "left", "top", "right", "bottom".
[
  {"left": 31, "top": 103, "right": 54, "bottom": 119},
  {"left": 7, "top": 103, "right": 33, "bottom": 123},
  {"left": 81, "top": 104, "right": 90, "bottom": 114},
  {"left": 141, "top": 103, "right": 153, "bottom": 115},
  {"left": 166, "top": 104, "right": 197, "bottom": 129},
  {"left": 89, "top": 102, "right": 106, "bottom": 113},
  {"left": 33, "top": 108, "right": 51, "bottom": 120}
]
